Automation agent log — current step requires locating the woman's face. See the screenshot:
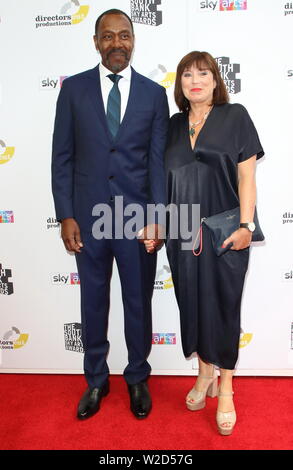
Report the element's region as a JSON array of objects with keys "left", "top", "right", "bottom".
[{"left": 181, "top": 62, "right": 216, "bottom": 107}]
